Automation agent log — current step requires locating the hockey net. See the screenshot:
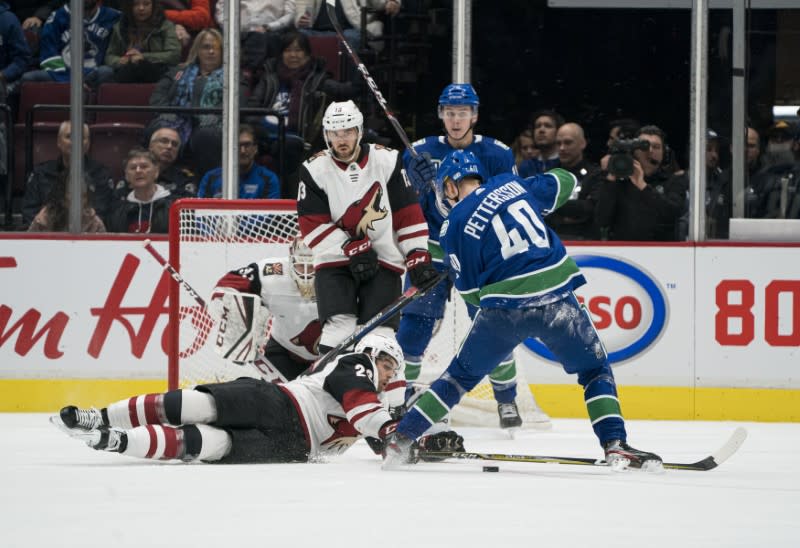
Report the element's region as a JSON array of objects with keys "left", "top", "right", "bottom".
[{"left": 167, "top": 199, "right": 546, "bottom": 428}]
